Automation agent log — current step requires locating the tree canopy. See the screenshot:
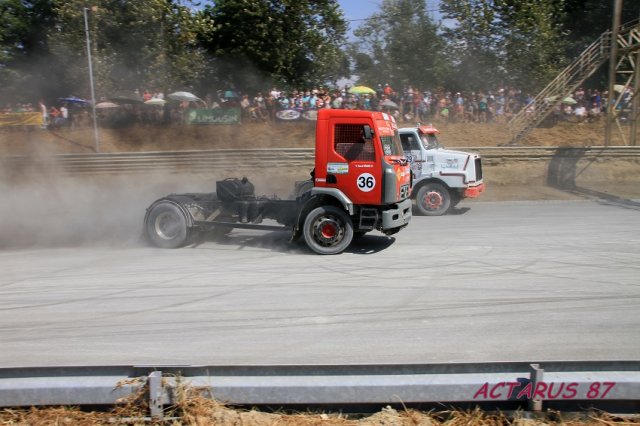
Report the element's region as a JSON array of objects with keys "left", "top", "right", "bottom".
[
  {"left": 198, "top": 0, "right": 348, "bottom": 91},
  {"left": 0, "top": 0, "right": 639, "bottom": 104},
  {"left": 348, "top": 0, "right": 449, "bottom": 90}
]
